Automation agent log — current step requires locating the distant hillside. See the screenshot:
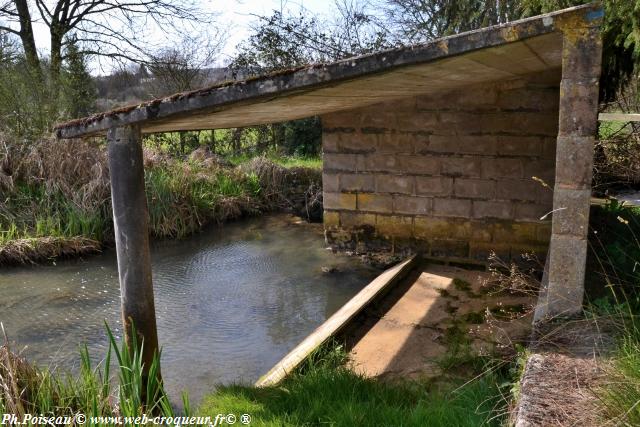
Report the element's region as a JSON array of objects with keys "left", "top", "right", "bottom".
[{"left": 94, "top": 67, "right": 246, "bottom": 111}]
